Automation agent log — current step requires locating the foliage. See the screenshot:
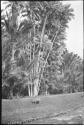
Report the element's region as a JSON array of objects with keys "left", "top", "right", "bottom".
[
  {"left": 1, "top": 1, "right": 77, "bottom": 98},
  {"left": 39, "top": 49, "right": 83, "bottom": 95},
  {"left": 62, "top": 51, "right": 83, "bottom": 93}
]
